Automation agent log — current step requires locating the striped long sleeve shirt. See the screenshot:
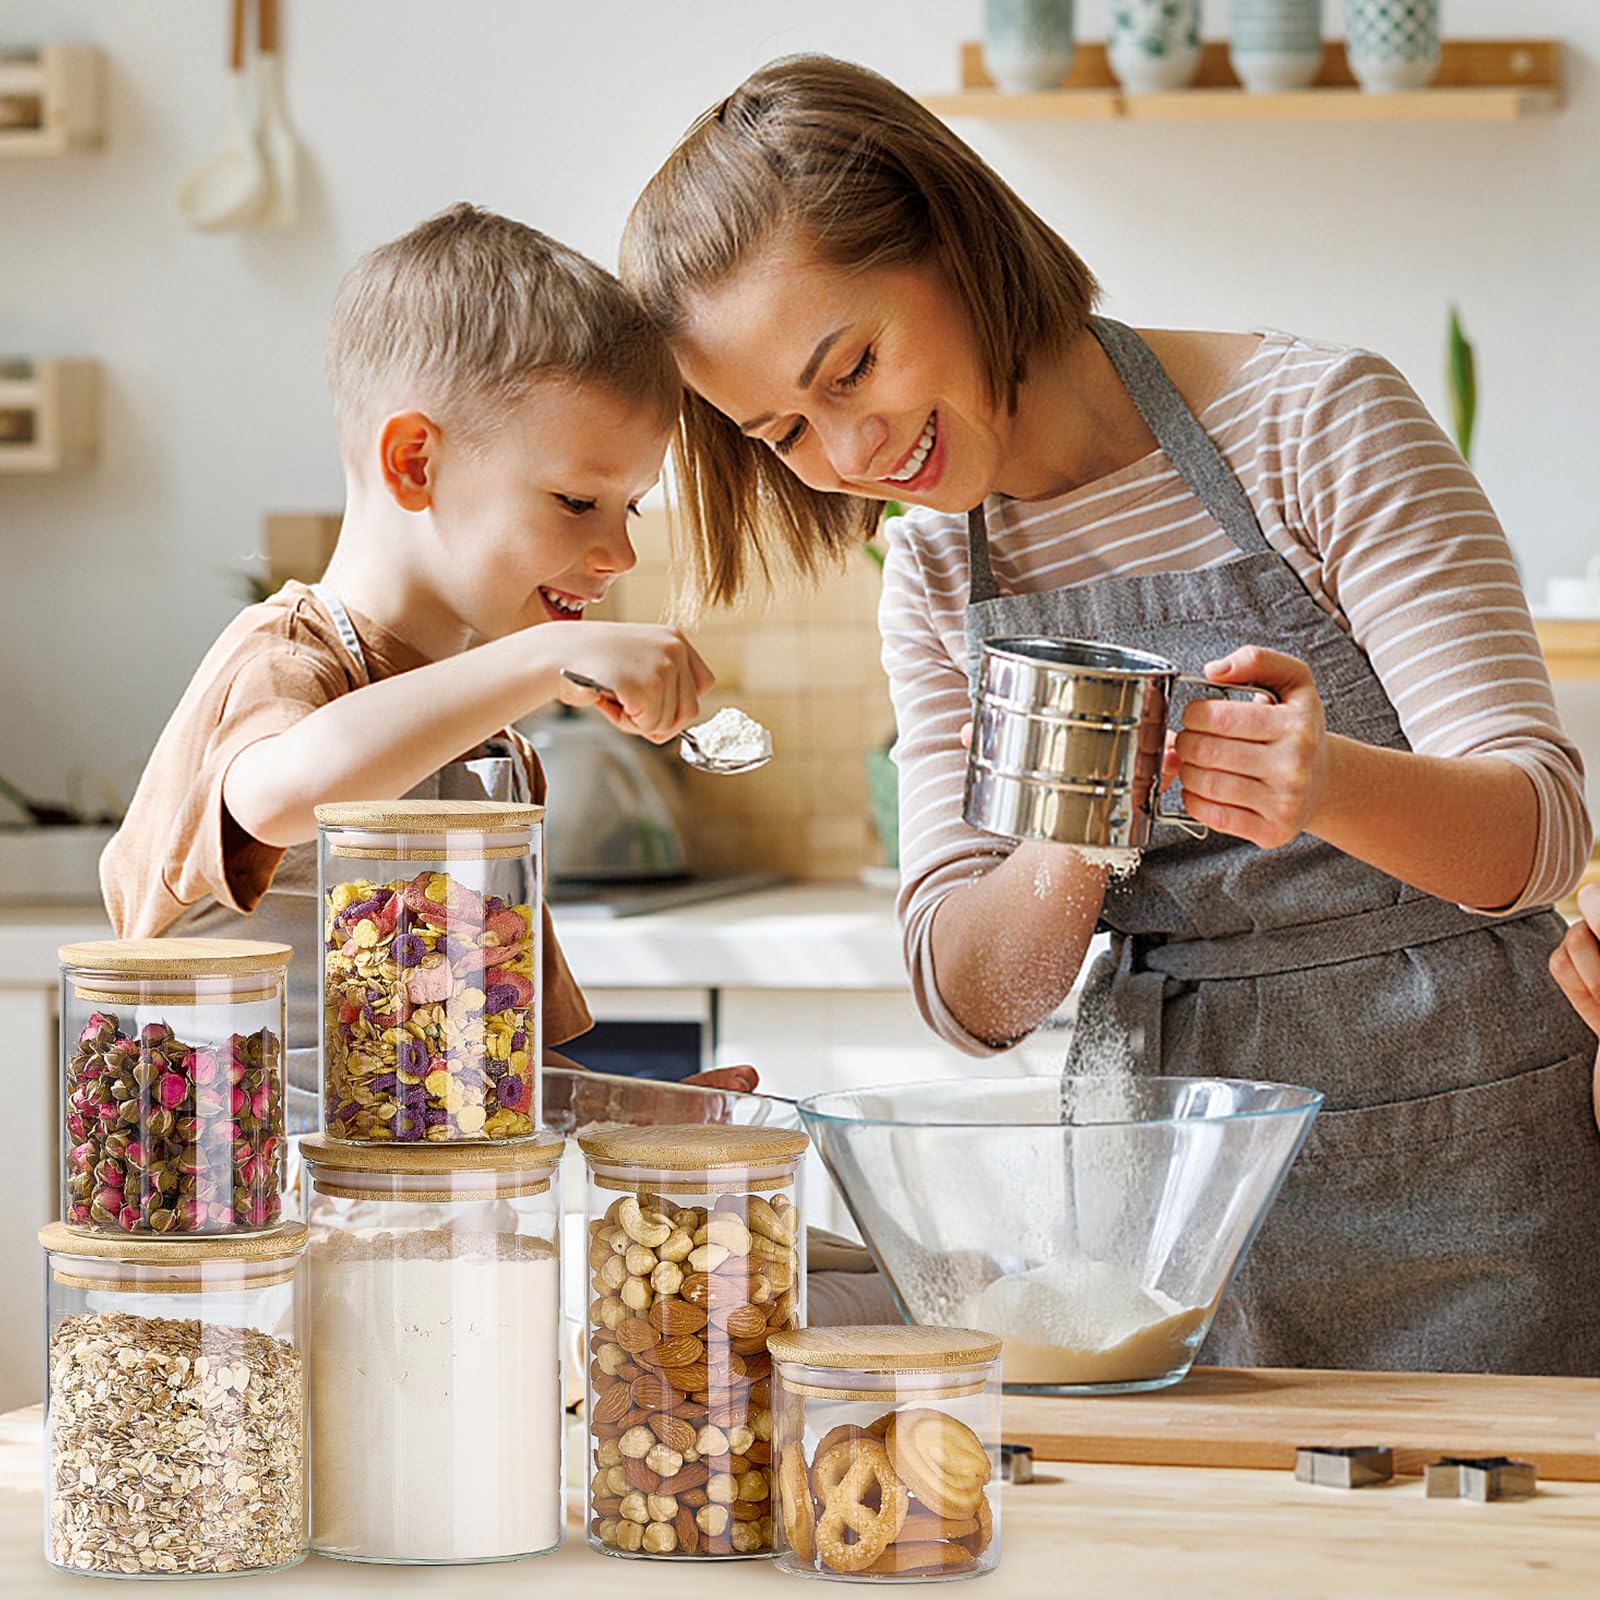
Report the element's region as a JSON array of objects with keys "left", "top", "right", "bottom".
[{"left": 880, "top": 330, "right": 1591, "bottom": 1054}]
